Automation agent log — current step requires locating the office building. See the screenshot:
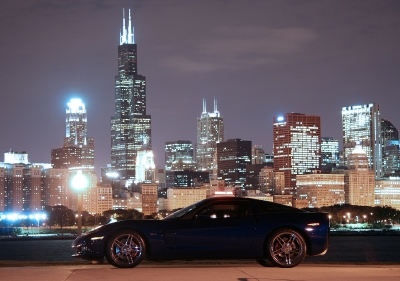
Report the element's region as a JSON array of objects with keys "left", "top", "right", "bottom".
[
  {"left": 375, "top": 178, "right": 400, "bottom": 210},
  {"left": 342, "top": 103, "right": 382, "bottom": 178},
  {"left": 51, "top": 98, "right": 94, "bottom": 169},
  {"left": 165, "top": 140, "right": 195, "bottom": 172},
  {"left": 196, "top": 99, "right": 224, "bottom": 175},
  {"left": 141, "top": 183, "right": 158, "bottom": 216},
  {"left": 345, "top": 146, "right": 375, "bottom": 206},
  {"left": 173, "top": 170, "right": 209, "bottom": 187},
  {"left": 111, "top": 9, "right": 151, "bottom": 182},
  {"left": 296, "top": 173, "right": 345, "bottom": 208},
  {"left": 273, "top": 113, "right": 321, "bottom": 193},
  {"left": 217, "top": 139, "right": 252, "bottom": 188},
  {"left": 258, "top": 166, "right": 285, "bottom": 195},
  {"left": 0, "top": 151, "right": 52, "bottom": 212},
  {"left": 135, "top": 149, "right": 155, "bottom": 184},
  {"left": 382, "top": 140, "right": 400, "bottom": 175},
  {"left": 252, "top": 145, "right": 266, "bottom": 164},
  {"left": 321, "top": 137, "right": 340, "bottom": 172}
]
